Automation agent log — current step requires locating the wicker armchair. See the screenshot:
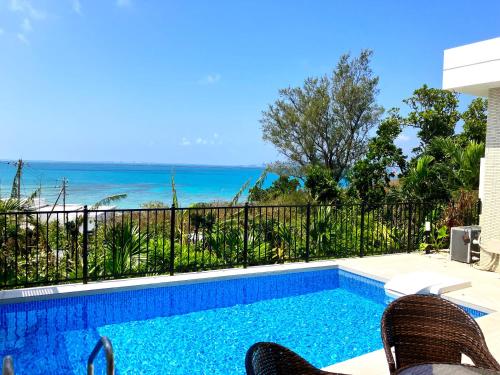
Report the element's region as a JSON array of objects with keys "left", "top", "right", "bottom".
[
  {"left": 381, "top": 294, "right": 500, "bottom": 374},
  {"left": 245, "top": 342, "right": 347, "bottom": 375}
]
